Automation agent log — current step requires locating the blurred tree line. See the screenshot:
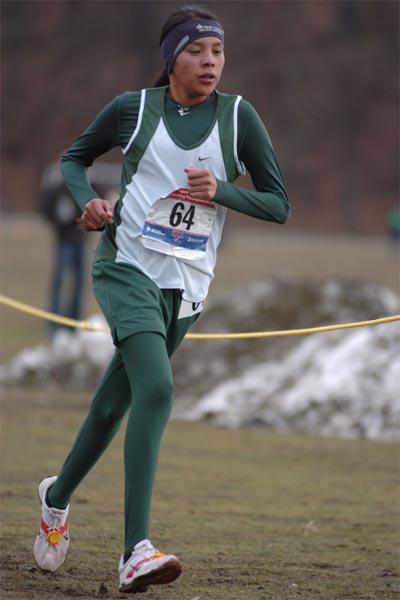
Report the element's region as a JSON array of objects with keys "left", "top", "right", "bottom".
[{"left": 1, "top": 0, "right": 398, "bottom": 233}]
